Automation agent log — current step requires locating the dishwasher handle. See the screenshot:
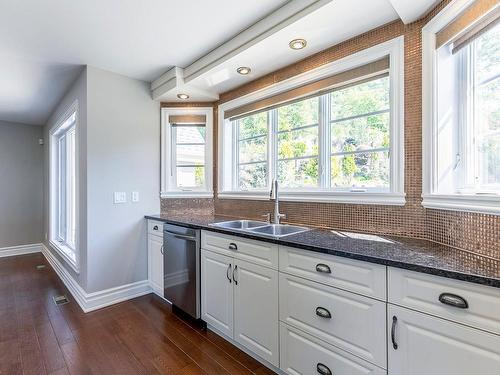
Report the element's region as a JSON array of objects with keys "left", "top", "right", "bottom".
[{"left": 164, "top": 230, "right": 198, "bottom": 242}]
